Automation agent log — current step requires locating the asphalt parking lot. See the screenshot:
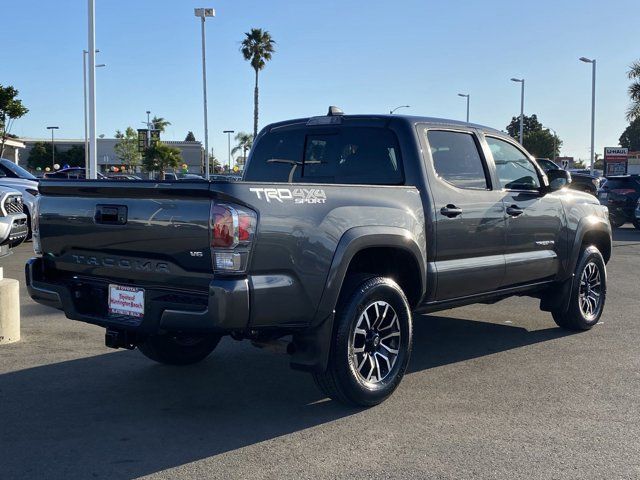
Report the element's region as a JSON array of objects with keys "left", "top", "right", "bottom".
[{"left": 1, "top": 229, "right": 639, "bottom": 480}]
